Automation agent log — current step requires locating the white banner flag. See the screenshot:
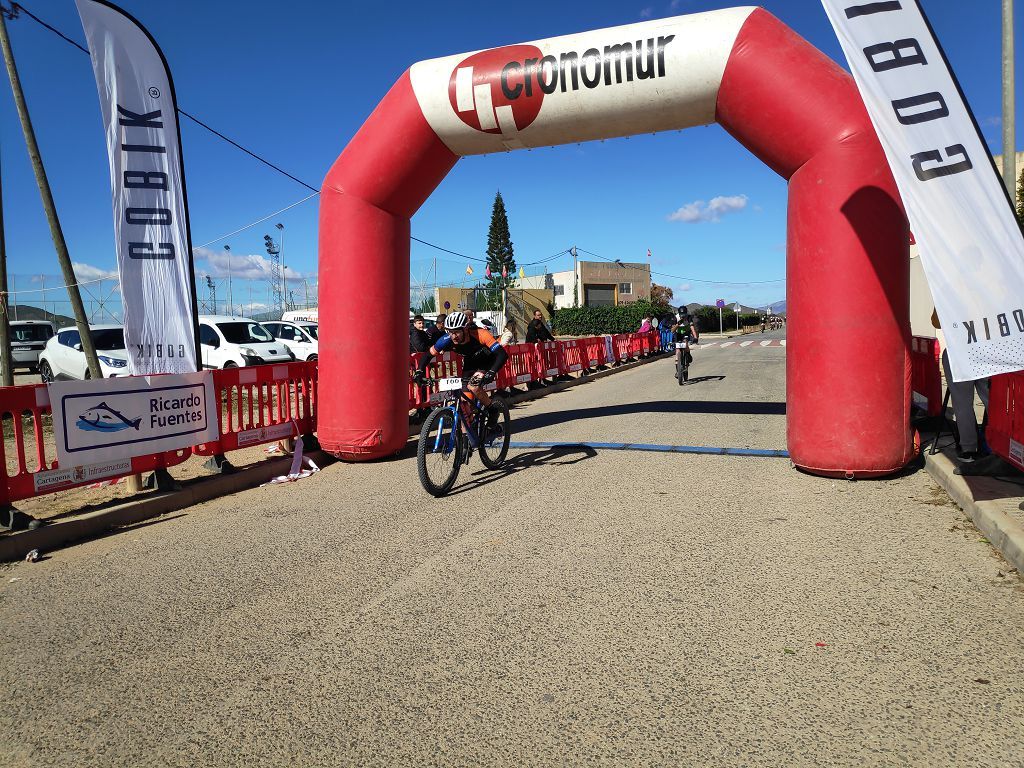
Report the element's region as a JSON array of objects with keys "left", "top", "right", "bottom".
[
  {"left": 49, "top": 371, "right": 219, "bottom": 467},
  {"left": 77, "top": 0, "right": 198, "bottom": 375},
  {"left": 822, "top": 0, "right": 1024, "bottom": 381}
]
